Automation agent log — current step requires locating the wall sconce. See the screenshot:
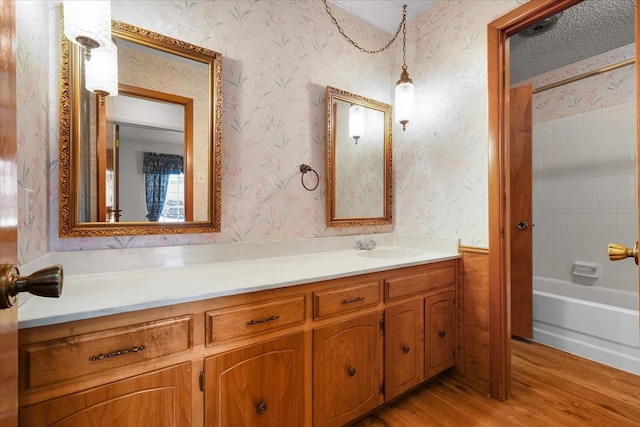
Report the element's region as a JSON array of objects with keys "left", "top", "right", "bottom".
[
  {"left": 85, "top": 41, "right": 118, "bottom": 97},
  {"left": 348, "top": 104, "right": 365, "bottom": 144},
  {"left": 63, "top": 0, "right": 112, "bottom": 60}
]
